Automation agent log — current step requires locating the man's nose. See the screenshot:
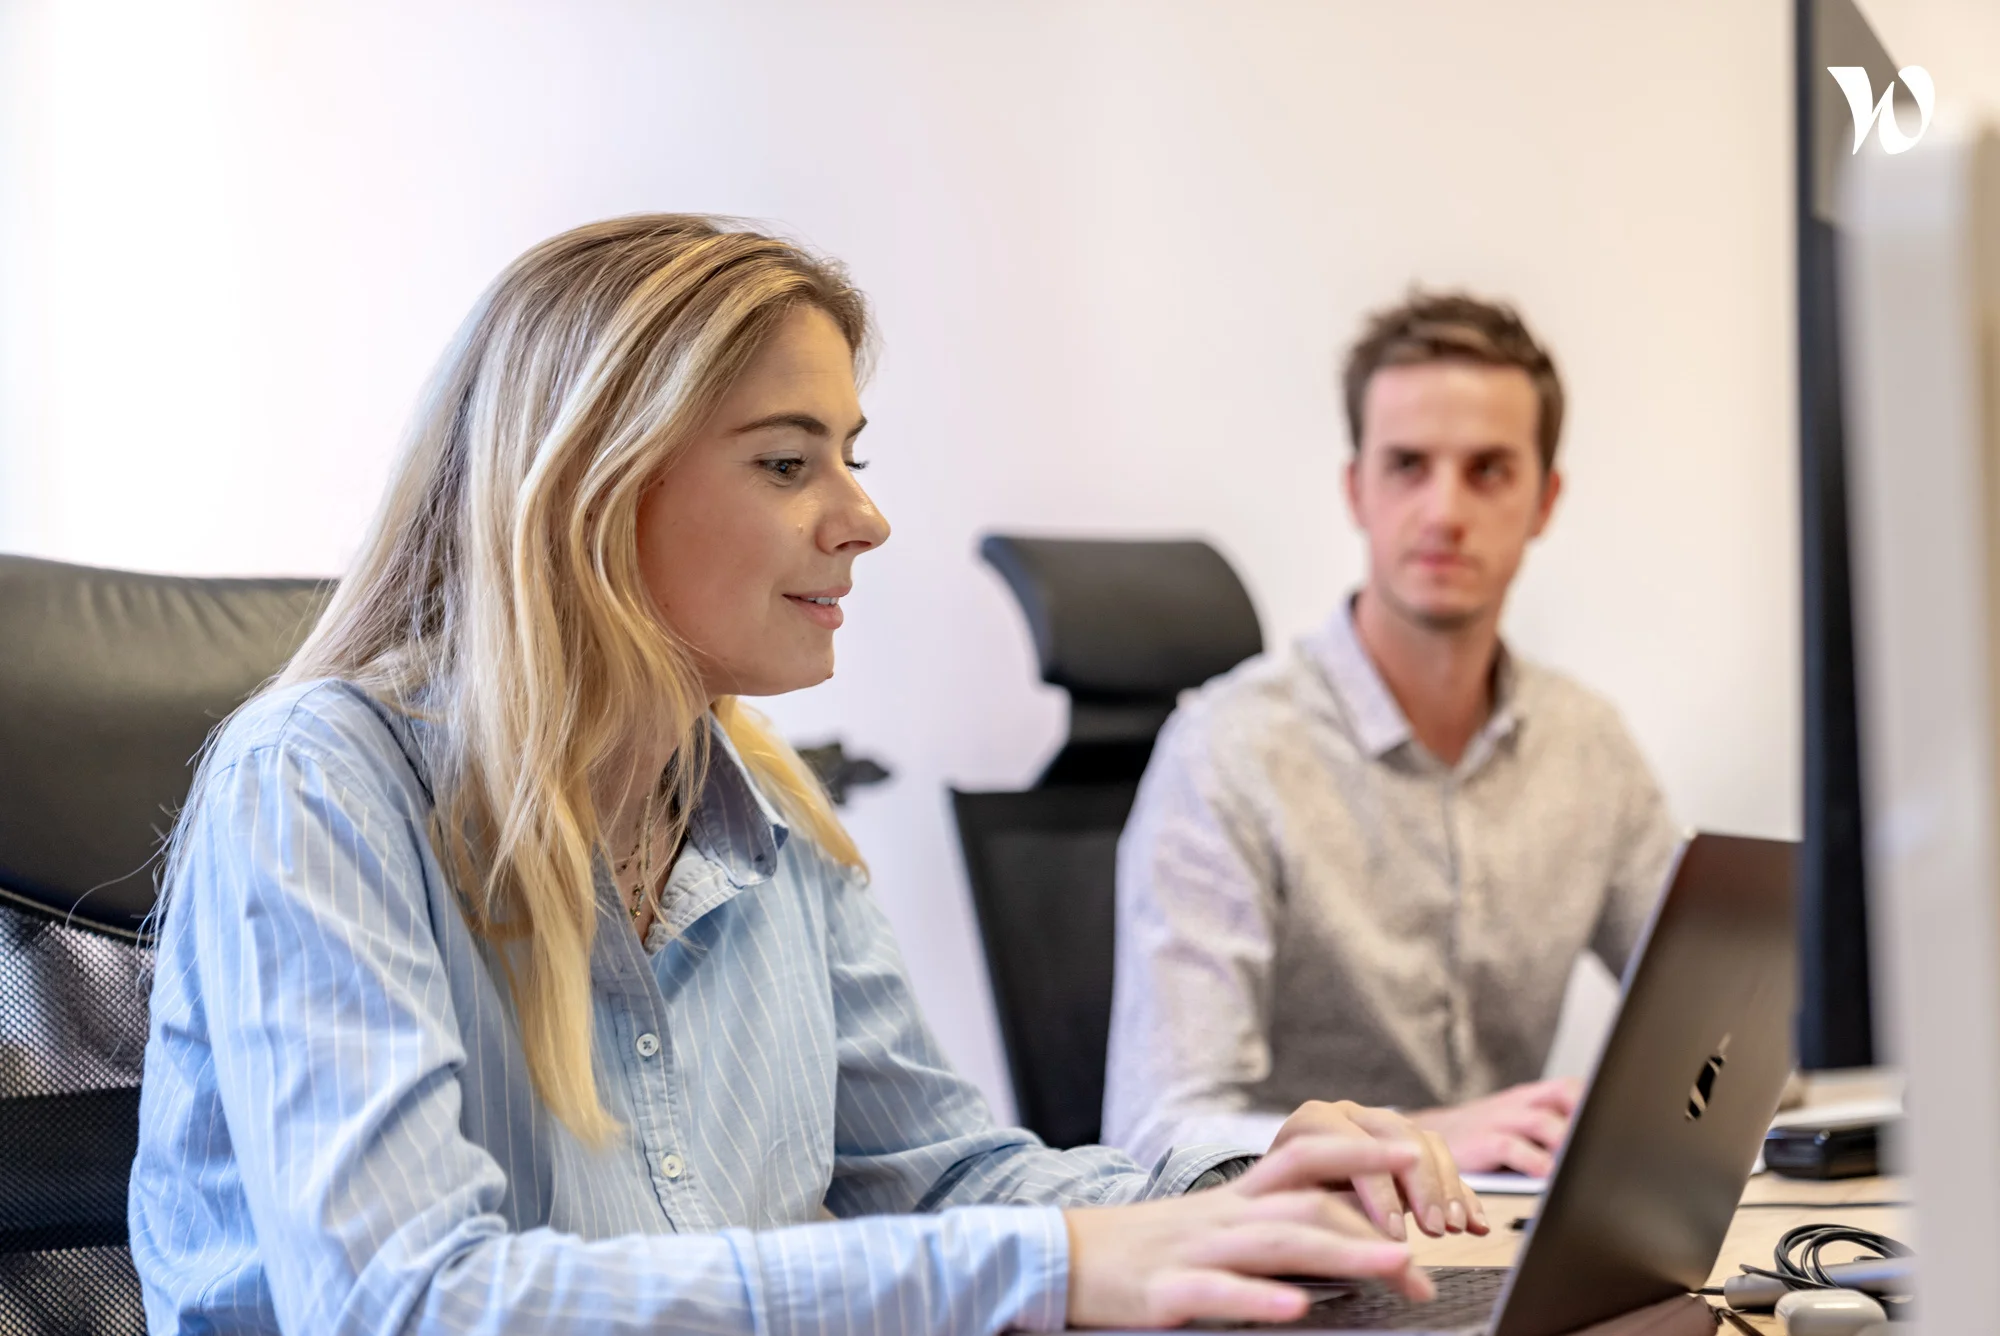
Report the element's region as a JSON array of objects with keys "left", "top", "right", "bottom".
[{"left": 1420, "top": 469, "right": 1471, "bottom": 530}]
